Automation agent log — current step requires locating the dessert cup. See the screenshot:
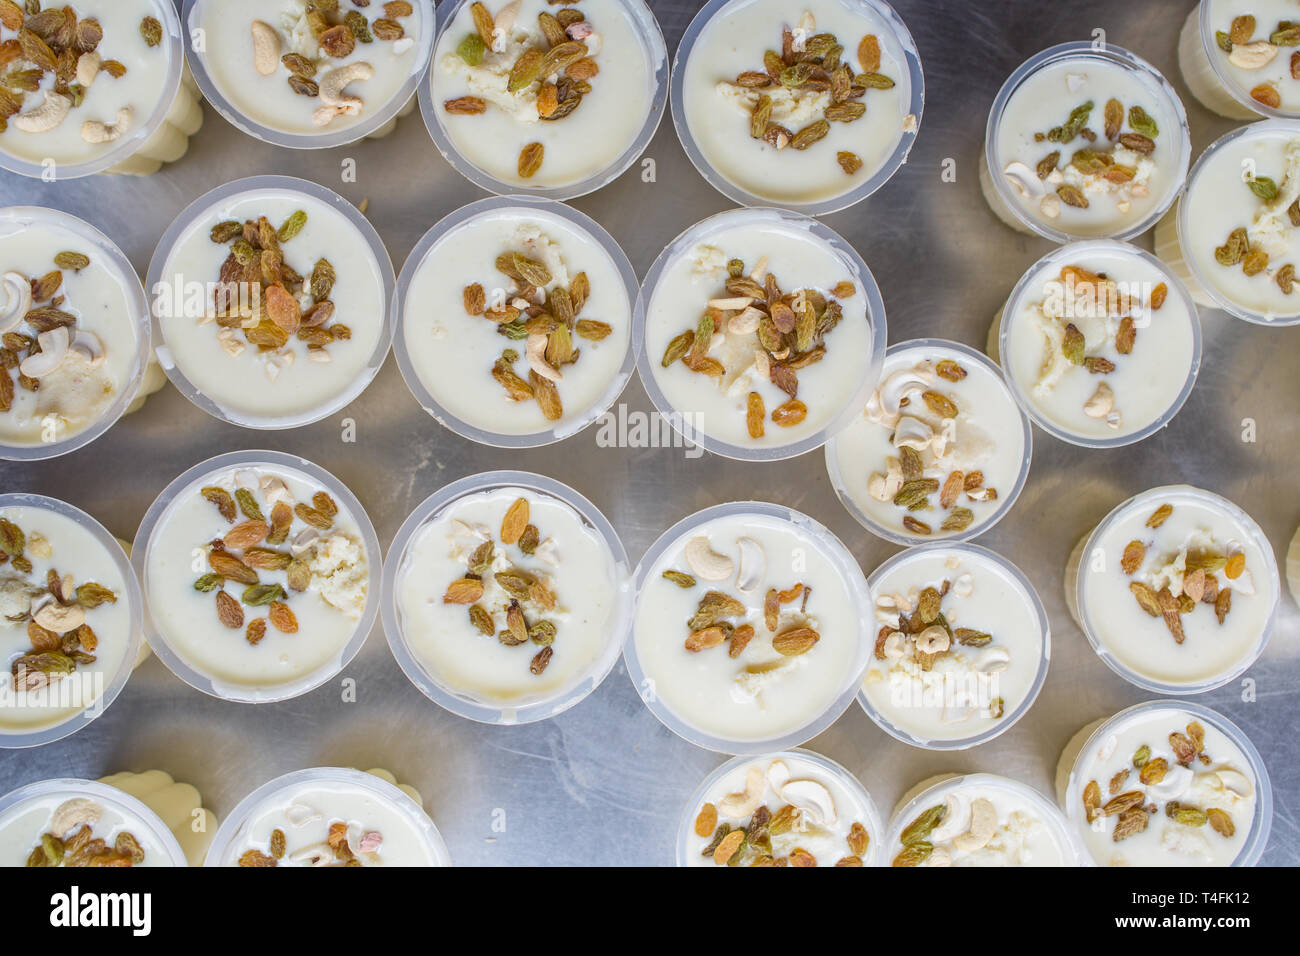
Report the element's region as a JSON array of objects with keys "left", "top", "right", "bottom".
[
  {"left": 0, "top": 777, "right": 187, "bottom": 866},
  {"left": 0, "top": 494, "right": 142, "bottom": 749},
  {"left": 147, "top": 175, "right": 394, "bottom": 429},
  {"left": 393, "top": 195, "right": 637, "bottom": 447},
  {"left": 1057, "top": 700, "right": 1272, "bottom": 867},
  {"left": 673, "top": 0, "right": 924, "bottom": 214},
  {"left": 1287, "top": 524, "right": 1300, "bottom": 603},
  {"left": 887, "top": 771, "right": 1079, "bottom": 866},
  {"left": 626, "top": 501, "right": 872, "bottom": 754},
  {"left": 993, "top": 239, "right": 1202, "bottom": 447},
  {"left": 0, "top": 0, "right": 202, "bottom": 179},
  {"left": 0, "top": 206, "right": 151, "bottom": 460},
  {"left": 1153, "top": 119, "right": 1300, "bottom": 326},
  {"left": 384, "top": 471, "right": 631, "bottom": 725},
  {"left": 825, "top": 339, "right": 1031, "bottom": 545},
  {"left": 183, "top": 0, "right": 433, "bottom": 148},
  {"left": 638, "top": 206, "right": 886, "bottom": 461},
  {"left": 858, "top": 542, "right": 1050, "bottom": 750},
  {"left": 424, "top": 0, "right": 667, "bottom": 199},
  {"left": 132, "top": 450, "right": 380, "bottom": 704},
  {"left": 1179, "top": 2, "right": 1300, "bottom": 120},
  {"left": 678, "top": 749, "right": 883, "bottom": 867},
  {"left": 982, "top": 42, "right": 1190, "bottom": 242},
  {"left": 205, "top": 766, "right": 450, "bottom": 867},
  {"left": 98, "top": 769, "right": 217, "bottom": 867},
  {"left": 1066, "top": 484, "right": 1279, "bottom": 695}
]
